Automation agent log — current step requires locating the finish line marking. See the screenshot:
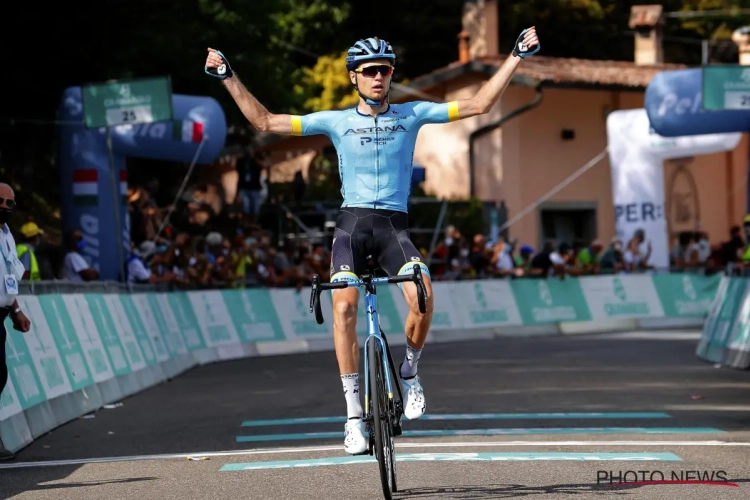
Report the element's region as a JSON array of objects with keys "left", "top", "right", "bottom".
[
  {"left": 240, "top": 412, "right": 672, "bottom": 427},
  {"left": 236, "top": 427, "right": 723, "bottom": 443},
  {"left": 2, "top": 440, "right": 747, "bottom": 470},
  {"left": 220, "top": 452, "right": 683, "bottom": 472}
]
